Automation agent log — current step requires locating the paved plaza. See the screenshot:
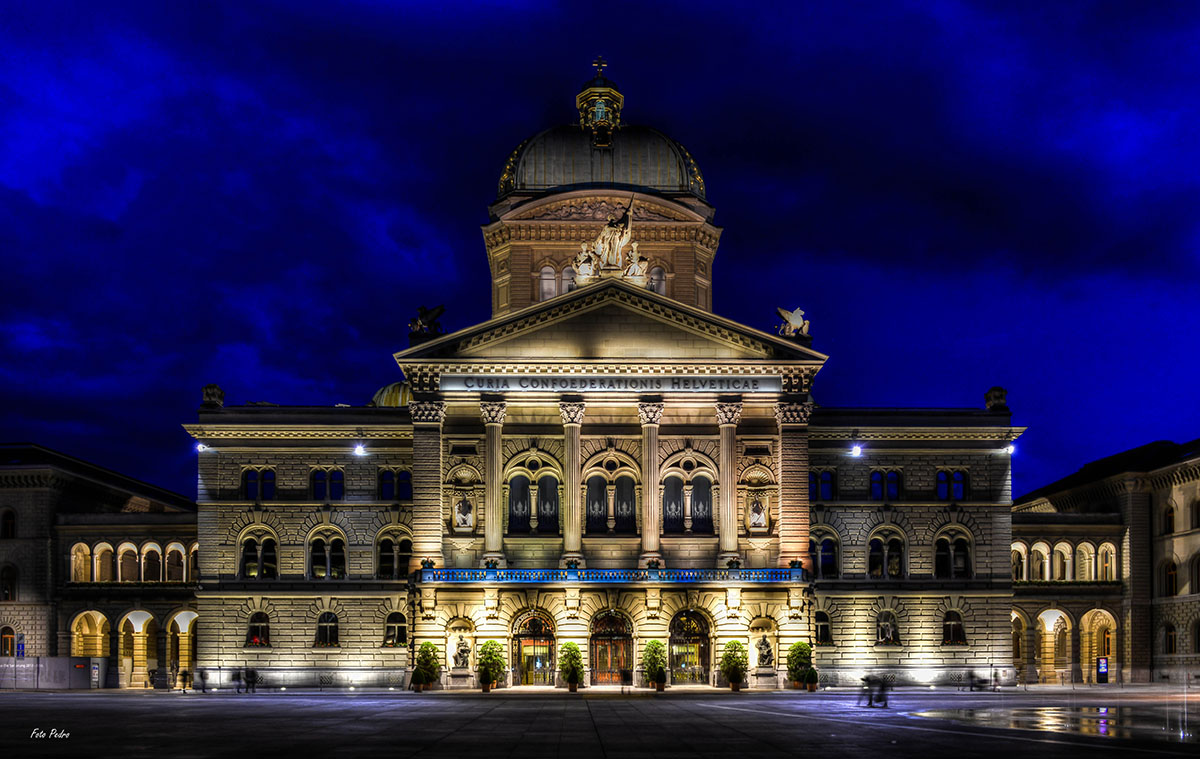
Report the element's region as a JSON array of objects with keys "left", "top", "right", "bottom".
[{"left": 1, "top": 686, "right": 1197, "bottom": 758}]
